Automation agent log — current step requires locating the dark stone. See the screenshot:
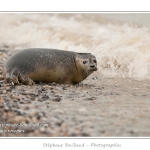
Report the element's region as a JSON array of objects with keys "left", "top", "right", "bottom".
[
  {"left": 52, "top": 97, "right": 62, "bottom": 102},
  {"left": 41, "top": 88, "right": 46, "bottom": 91}
]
